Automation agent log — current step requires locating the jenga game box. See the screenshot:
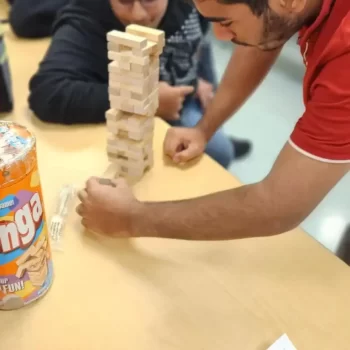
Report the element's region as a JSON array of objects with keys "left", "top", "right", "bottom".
[{"left": 0, "top": 121, "right": 53, "bottom": 310}]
